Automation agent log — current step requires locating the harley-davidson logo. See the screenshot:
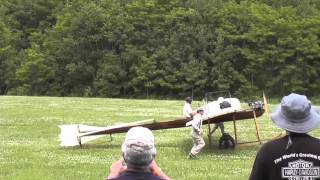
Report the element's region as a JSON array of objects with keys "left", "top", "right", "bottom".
[{"left": 282, "top": 159, "right": 320, "bottom": 180}]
